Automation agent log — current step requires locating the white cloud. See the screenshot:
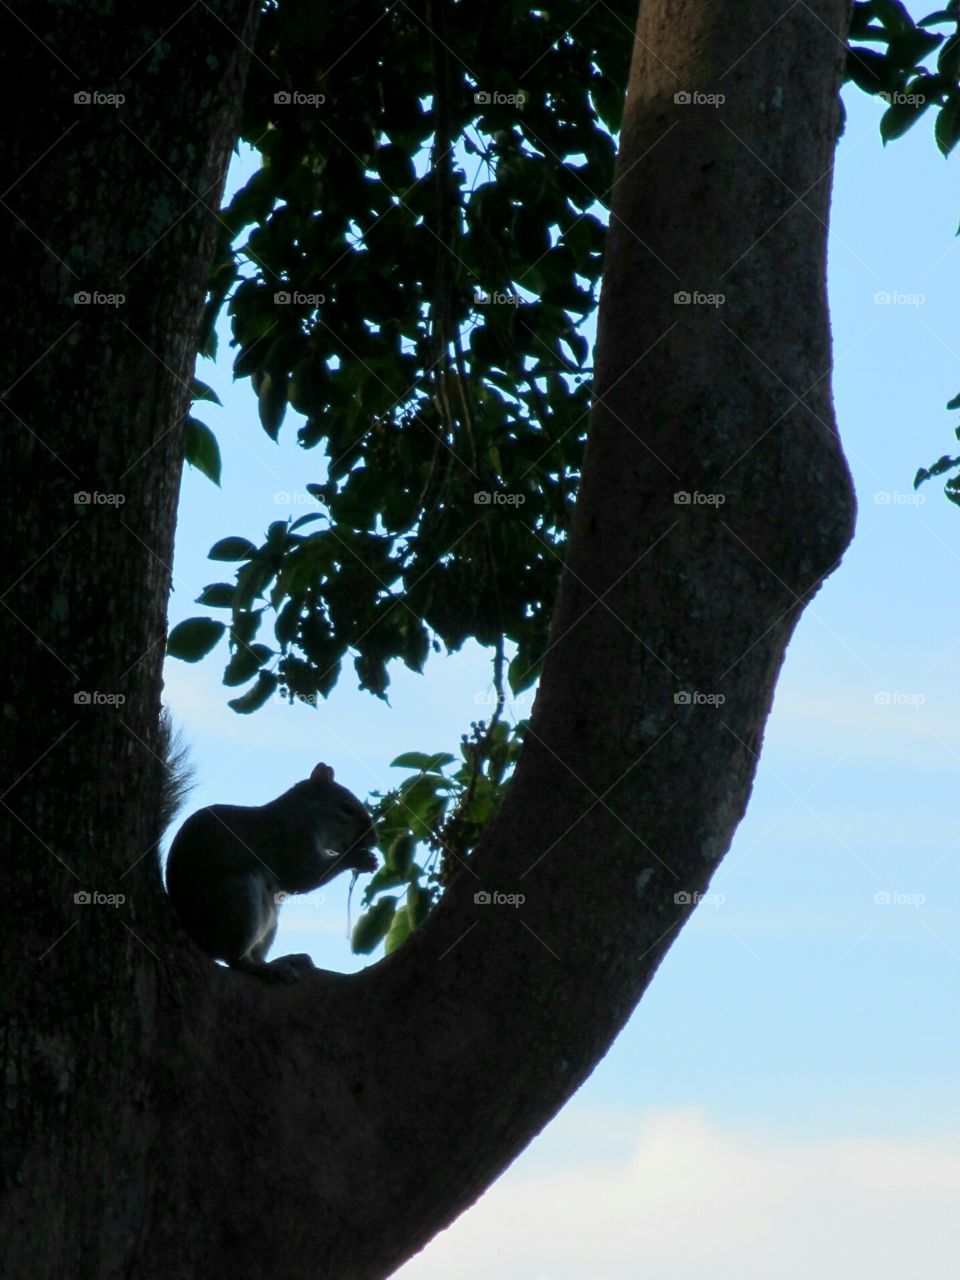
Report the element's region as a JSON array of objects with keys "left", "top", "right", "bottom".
[{"left": 391, "top": 1107, "right": 960, "bottom": 1279}]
